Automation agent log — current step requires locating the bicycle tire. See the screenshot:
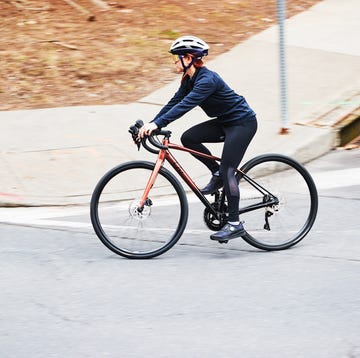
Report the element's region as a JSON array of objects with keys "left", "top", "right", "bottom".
[
  {"left": 238, "top": 154, "right": 318, "bottom": 250},
  {"left": 90, "top": 161, "right": 188, "bottom": 259}
]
